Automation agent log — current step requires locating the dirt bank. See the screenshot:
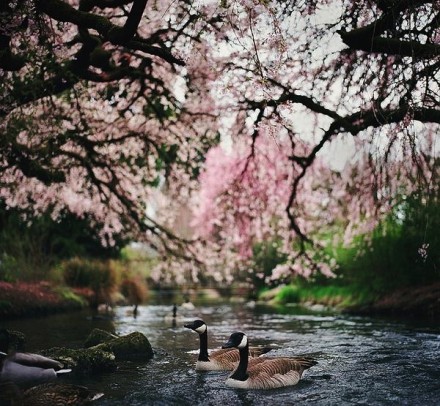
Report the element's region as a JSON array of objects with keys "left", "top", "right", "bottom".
[{"left": 345, "top": 282, "right": 440, "bottom": 318}]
